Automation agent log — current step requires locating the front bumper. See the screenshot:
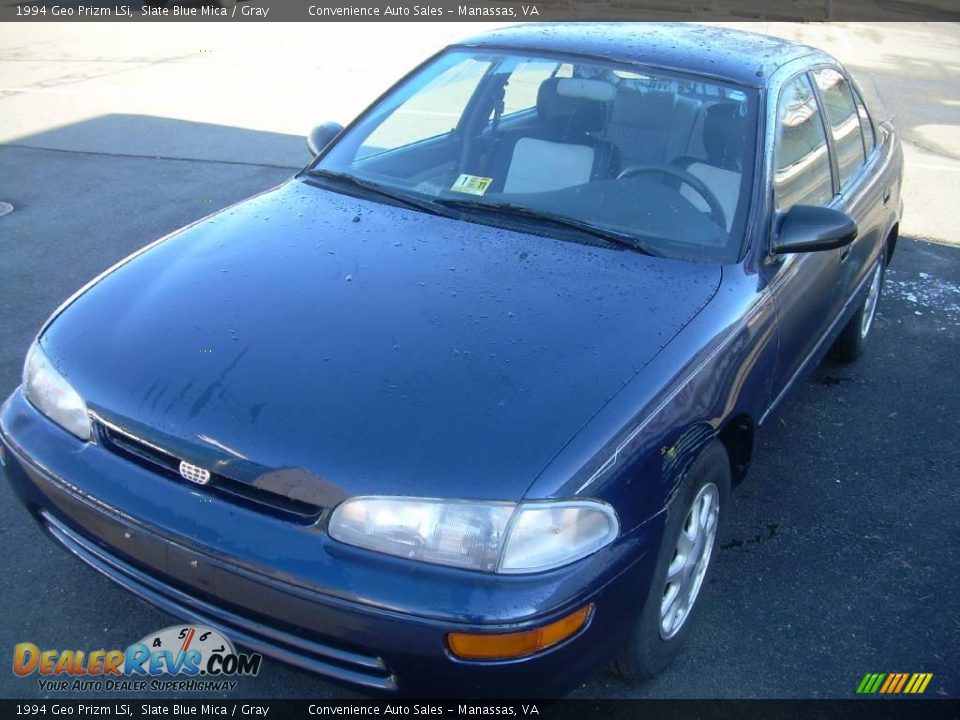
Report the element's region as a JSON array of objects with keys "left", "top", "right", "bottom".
[{"left": 1, "top": 389, "right": 660, "bottom": 697}]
